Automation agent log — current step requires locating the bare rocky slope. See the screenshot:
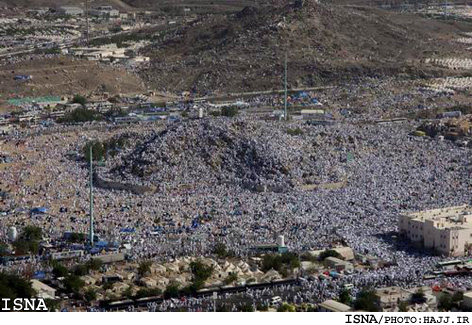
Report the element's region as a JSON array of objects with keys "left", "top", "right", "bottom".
[{"left": 138, "top": 0, "right": 472, "bottom": 95}]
